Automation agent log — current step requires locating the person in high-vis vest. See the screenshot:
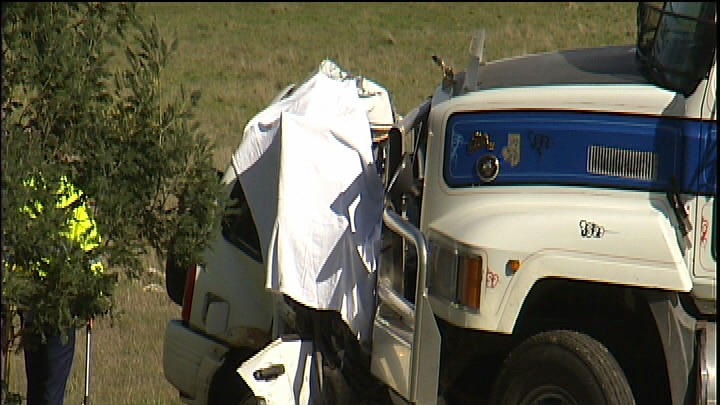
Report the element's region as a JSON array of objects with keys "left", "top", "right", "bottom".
[{"left": 16, "top": 174, "right": 104, "bottom": 405}]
